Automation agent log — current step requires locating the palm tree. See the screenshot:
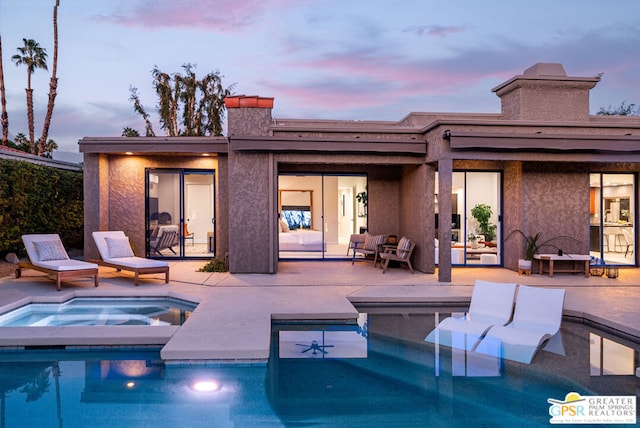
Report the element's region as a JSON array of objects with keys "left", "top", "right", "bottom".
[
  {"left": 11, "top": 38, "right": 48, "bottom": 154},
  {"left": 40, "top": 138, "right": 58, "bottom": 158},
  {"left": 121, "top": 127, "right": 140, "bottom": 137},
  {"left": 39, "top": 0, "right": 60, "bottom": 157},
  {"left": 0, "top": 37, "right": 8, "bottom": 146}
]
